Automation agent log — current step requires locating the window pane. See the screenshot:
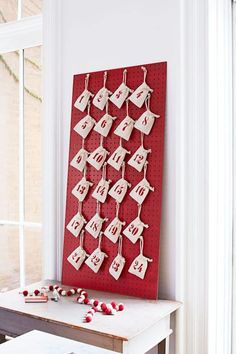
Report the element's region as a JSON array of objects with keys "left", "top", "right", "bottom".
[
  {"left": 24, "top": 46, "right": 42, "bottom": 223},
  {"left": 22, "top": 0, "right": 42, "bottom": 17},
  {"left": 0, "top": 0, "right": 18, "bottom": 23},
  {"left": 25, "top": 227, "right": 42, "bottom": 285},
  {"left": 0, "top": 225, "right": 20, "bottom": 291},
  {"left": 0, "top": 52, "right": 19, "bottom": 221}
]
